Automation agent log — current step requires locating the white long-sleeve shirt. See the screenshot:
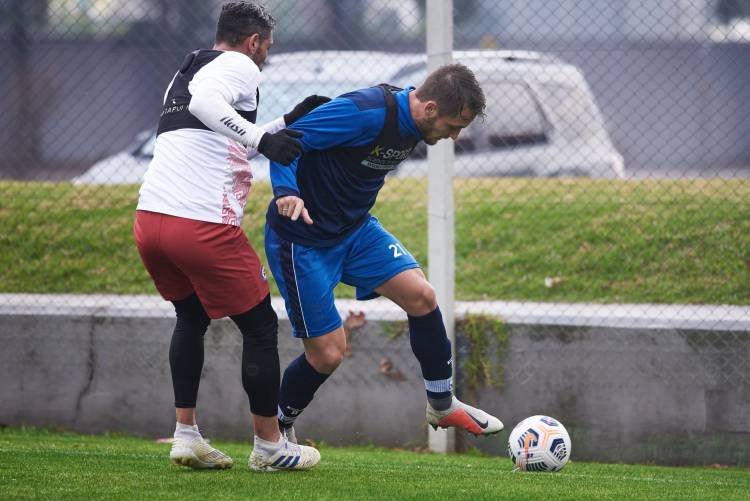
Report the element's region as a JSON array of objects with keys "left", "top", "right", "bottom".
[{"left": 137, "top": 50, "right": 284, "bottom": 226}]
